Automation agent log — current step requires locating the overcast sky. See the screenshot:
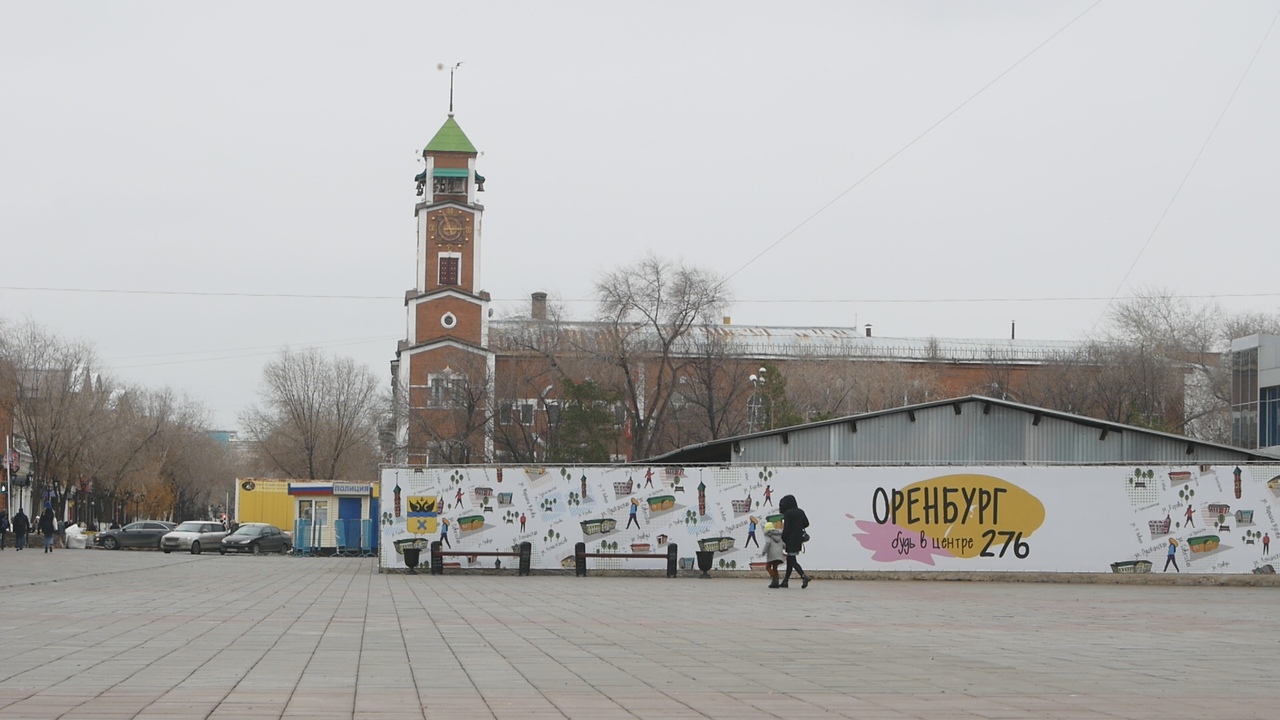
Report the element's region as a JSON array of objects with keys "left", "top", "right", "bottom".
[{"left": 3, "top": 1, "right": 1278, "bottom": 430}]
